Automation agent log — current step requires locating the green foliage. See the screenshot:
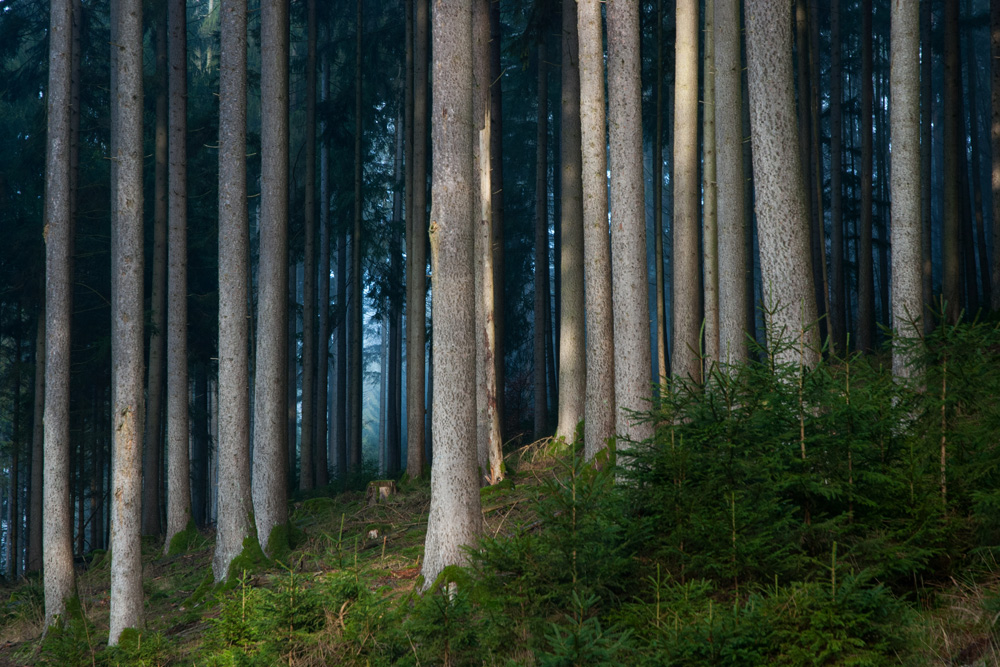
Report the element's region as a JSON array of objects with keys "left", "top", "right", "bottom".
[
  {"left": 101, "top": 629, "right": 171, "bottom": 667},
  {"left": 166, "top": 520, "right": 204, "bottom": 557},
  {"left": 37, "top": 597, "right": 98, "bottom": 667}
]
